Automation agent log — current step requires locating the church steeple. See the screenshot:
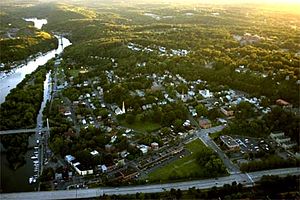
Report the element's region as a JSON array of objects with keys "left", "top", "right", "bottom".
[{"left": 122, "top": 101, "right": 126, "bottom": 114}]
